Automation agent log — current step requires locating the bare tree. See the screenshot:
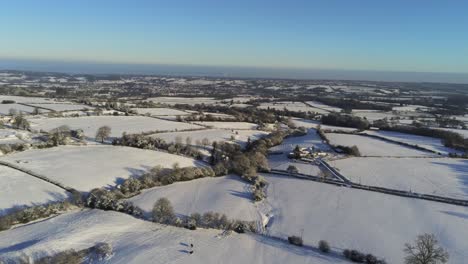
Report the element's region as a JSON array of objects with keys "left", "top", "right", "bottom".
[
  {"left": 286, "top": 165, "right": 298, "bottom": 174},
  {"left": 404, "top": 233, "right": 449, "bottom": 264},
  {"left": 96, "top": 126, "right": 111, "bottom": 143},
  {"left": 152, "top": 197, "right": 175, "bottom": 224},
  {"left": 201, "top": 137, "right": 210, "bottom": 148},
  {"left": 185, "top": 136, "right": 192, "bottom": 146}
]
